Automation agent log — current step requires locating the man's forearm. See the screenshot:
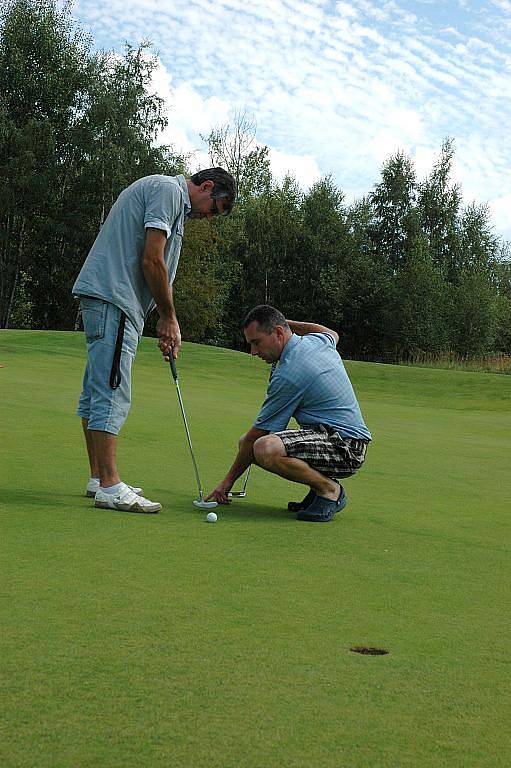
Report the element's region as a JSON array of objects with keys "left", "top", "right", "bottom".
[
  {"left": 224, "top": 439, "right": 256, "bottom": 484},
  {"left": 142, "top": 260, "right": 175, "bottom": 318},
  {"left": 223, "top": 427, "right": 269, "bottom": 483},
  {"left": 287, "top": 319, "right": 338, "bottom": 340},
  {"left": 205, "top": 427, "right": 268, "bottom": 503}
]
